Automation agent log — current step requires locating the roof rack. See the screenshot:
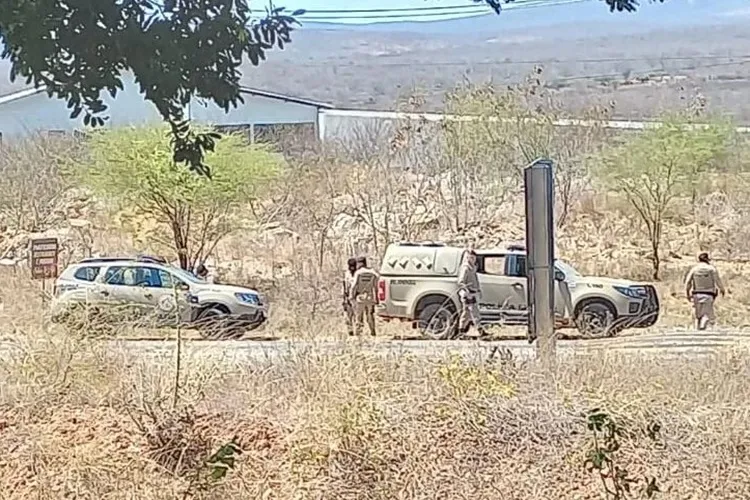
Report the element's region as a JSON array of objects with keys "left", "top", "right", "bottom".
[
  {"left": 396, "top": 241, "right": 446, "bottom": 247},
  {"left": 78, "top": 257, "right": 128, "bottom": 263},
  {"left": 506, "top": 244, "right": 526, "bottom": 251},
  {"left": 78, "top": 254, "right": 168, "bottom": 265}
]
